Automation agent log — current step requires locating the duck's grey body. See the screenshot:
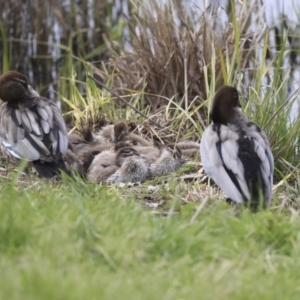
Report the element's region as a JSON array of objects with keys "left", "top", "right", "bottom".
[{"left": 200, "top": 86, "right": 274, "bottom": 209}]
